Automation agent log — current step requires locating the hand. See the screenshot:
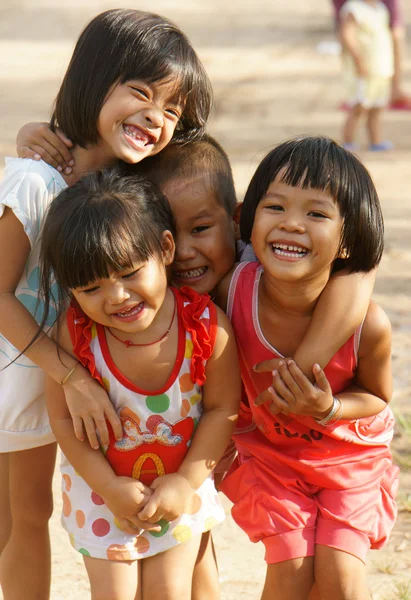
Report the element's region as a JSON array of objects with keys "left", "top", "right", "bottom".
[
  {"left": 137, "top": 473, "right": 195, "bottom": 523},
  {"left": 63, "top": 363, "right": 122, "bottom": 448},
  {"left": 16, "top": 122, "right": 75, "bottom": 174},
  {"left": 101, "top": 476, "right": 161, "bottom": 534},
  {"left": 252, "top": 357, "right": 289, "bottom": 411},
  {"left": 255, "top": 360, "right": 334, "bottom": 420}
]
